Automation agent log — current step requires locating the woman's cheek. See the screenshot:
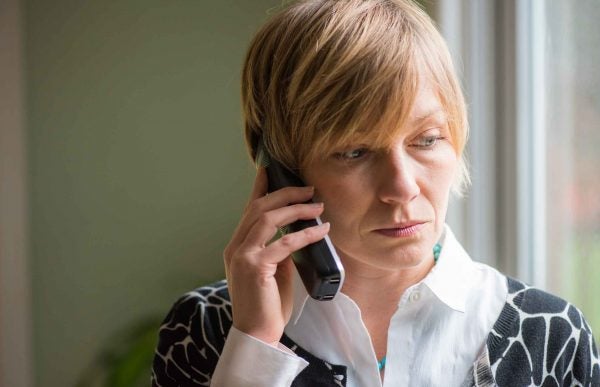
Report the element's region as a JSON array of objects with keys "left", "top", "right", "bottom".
[{"left": 320, "top": 188, "right": 358, "bottom": 228}]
